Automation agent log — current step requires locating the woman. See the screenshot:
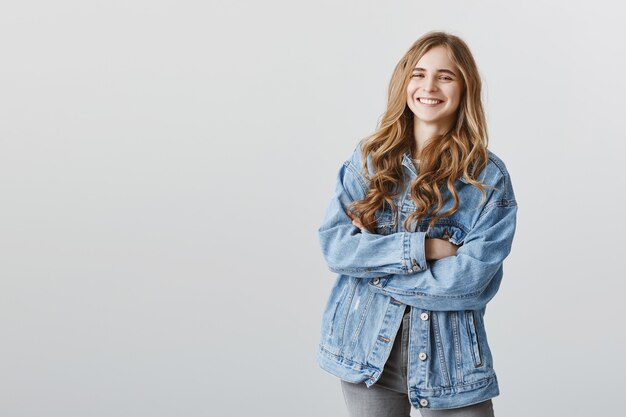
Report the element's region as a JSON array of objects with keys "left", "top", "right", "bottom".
[{"left": 316, "top": 31, "right": 518, "bottom": 417}]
